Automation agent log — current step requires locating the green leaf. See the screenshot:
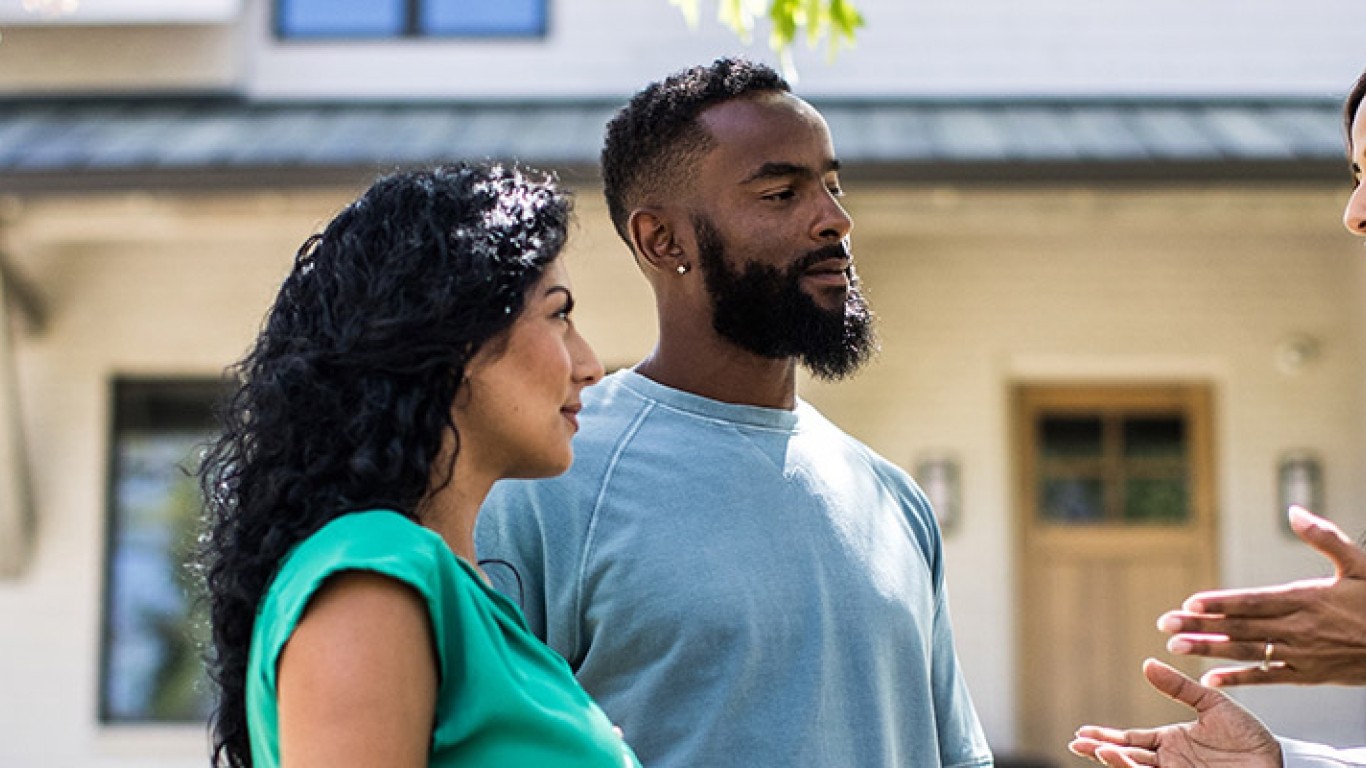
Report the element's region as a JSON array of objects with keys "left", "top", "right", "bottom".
[
  {"left": 677, "top": 1, "right": 865, "bottom": 77},
  {"left": 829, "top": 0, "right": 864, "bottom": 43},
  {"left": 768, "top": 0, "right": 799, "bottom": 49},
  {"left": 804, "top": 0, "right": 824, "bottom": 47}
]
